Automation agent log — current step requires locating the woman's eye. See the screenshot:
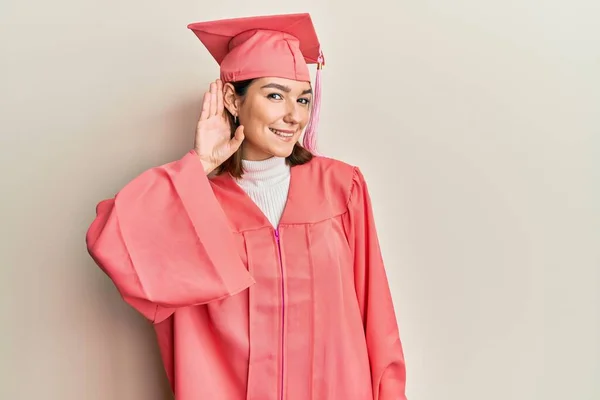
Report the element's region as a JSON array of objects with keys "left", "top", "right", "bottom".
[
  {"left": 268, "top": 93, "right": 283, "bottom": 100},
  {"left": 298, "top": 98, "right": 311, "bottom": 105}
]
